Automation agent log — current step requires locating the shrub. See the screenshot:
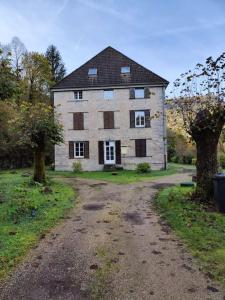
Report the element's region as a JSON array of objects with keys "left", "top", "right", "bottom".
[
  {"left": 183, "top": 154, "right": 194, "bottom": 165},
  {"left": 219, "top": 154, "right": 225, "bottom": 169},
  {"left": 136, "top": 162, "right": 151, "bottom": 173},
  {"left": 191, "top": 158, "right": 197, "bottom": 165},
  {"left": 170, "top": 156, "right": 179, "bottom": 163},
  {"left": 72, "top": 161, "right": 82, "bottom": 173}
]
